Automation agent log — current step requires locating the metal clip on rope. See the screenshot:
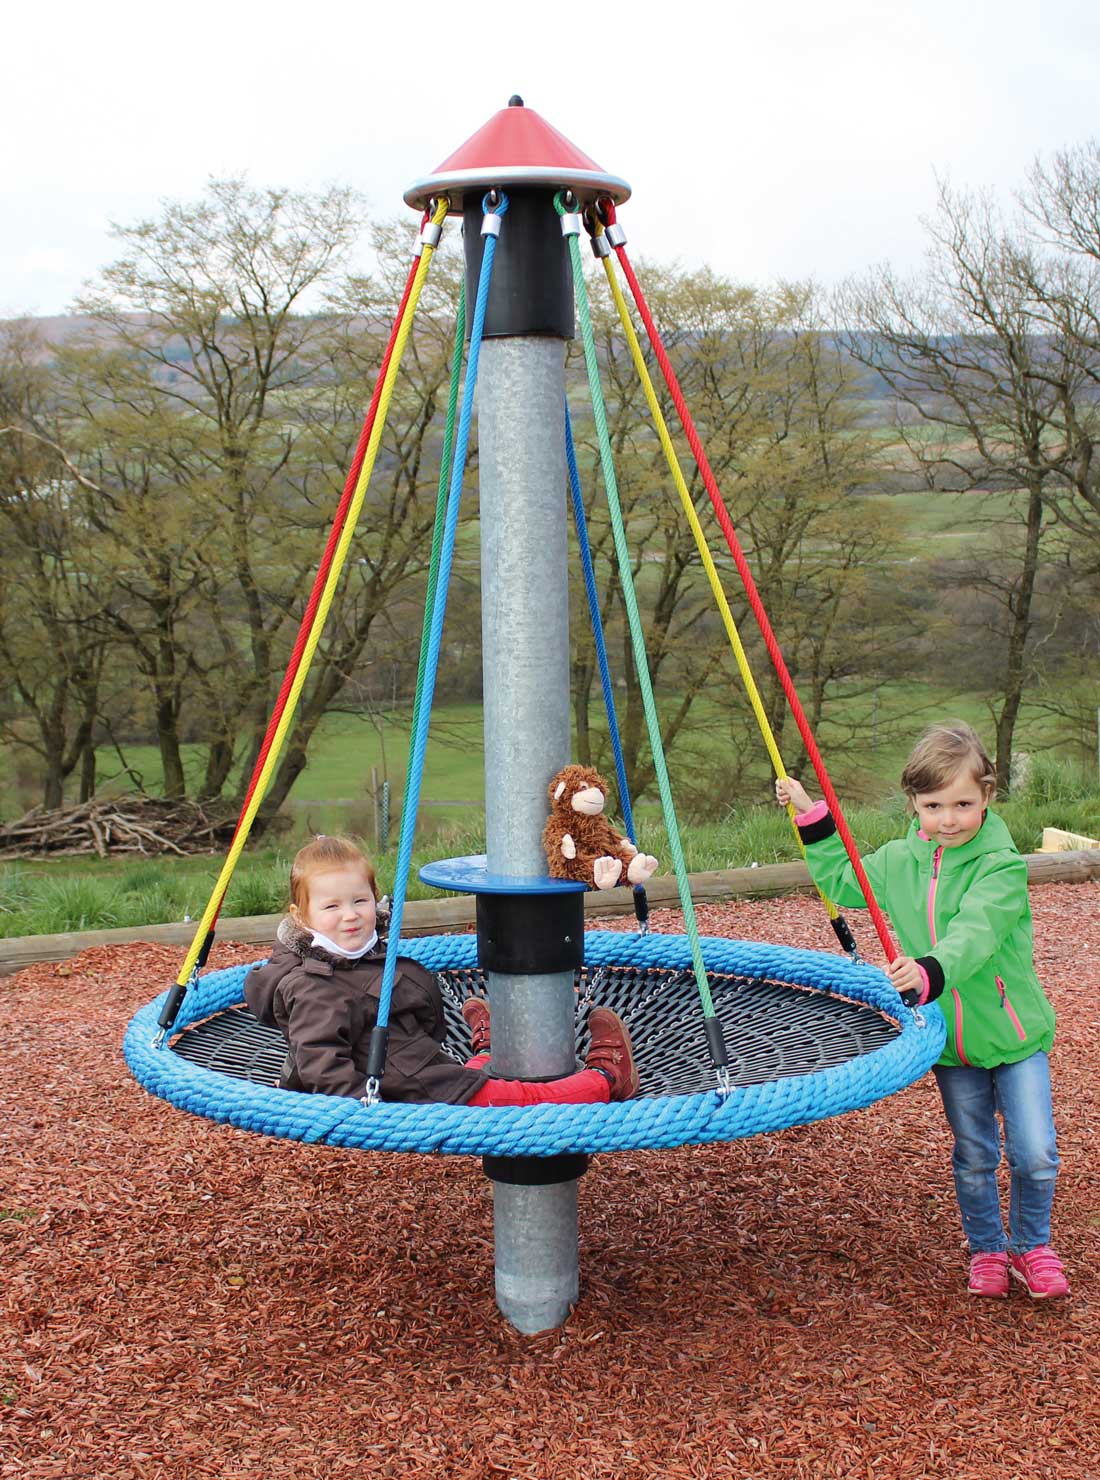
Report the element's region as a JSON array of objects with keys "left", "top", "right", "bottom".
[
  {"left": 583, "top": 204, "right": 612, "bottom": 258},
  {"left": 481, "top": 189, "right": 505, "bottom": 238},
  {"left": 595, "top": 199, "right": 627, "bottom": 249}
]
